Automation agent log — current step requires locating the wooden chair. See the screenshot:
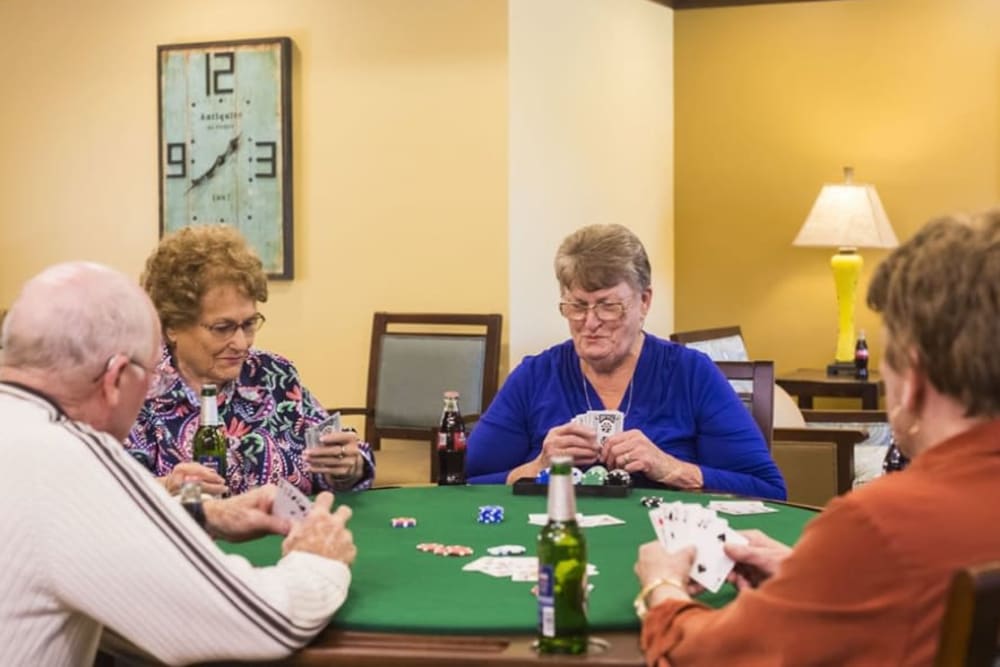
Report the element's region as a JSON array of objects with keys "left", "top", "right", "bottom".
[
  {"left": 773, "top": 409, "right": 887, "bottom": 508},
  {"left": 670, "top": 325, "right": 748, "bottom": 360},
  {"left": 715, "top": 360, "right": 774, "bottom": 450},
  {"left": 934, "top": 561, "right": 1000, "bottom": 667},
  {"left": 329, "top": 313, "right": 502, "bottom": 477}
]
